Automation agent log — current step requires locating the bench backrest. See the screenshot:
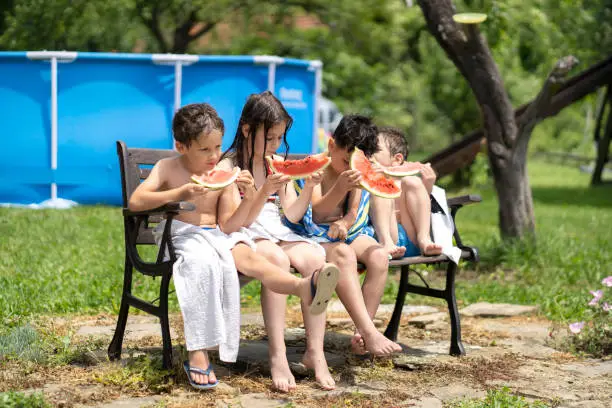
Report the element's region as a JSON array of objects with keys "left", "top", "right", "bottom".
[
  {"left": 117, "top": 141, "right": 178, "bottom": 207},
  {"left": 117, "top": 141, "right": 179, "bottom": 245}
]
